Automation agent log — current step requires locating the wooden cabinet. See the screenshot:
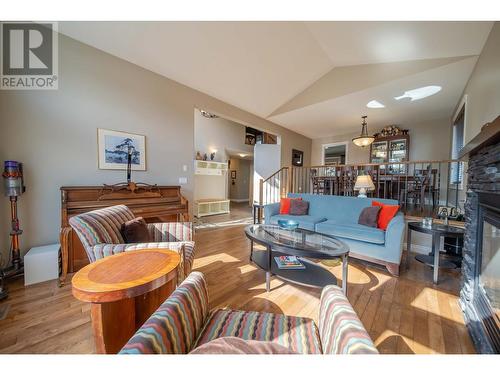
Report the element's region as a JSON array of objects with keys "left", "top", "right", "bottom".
[
  {"left": 194, "top": 198, "right": 230, "bottom": 217},
  {"left": 370, "top": 134, "right": 410, "bottom": 174},
  {"left": 194, "top": 160, "right": 228, "bottom": 175}
]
